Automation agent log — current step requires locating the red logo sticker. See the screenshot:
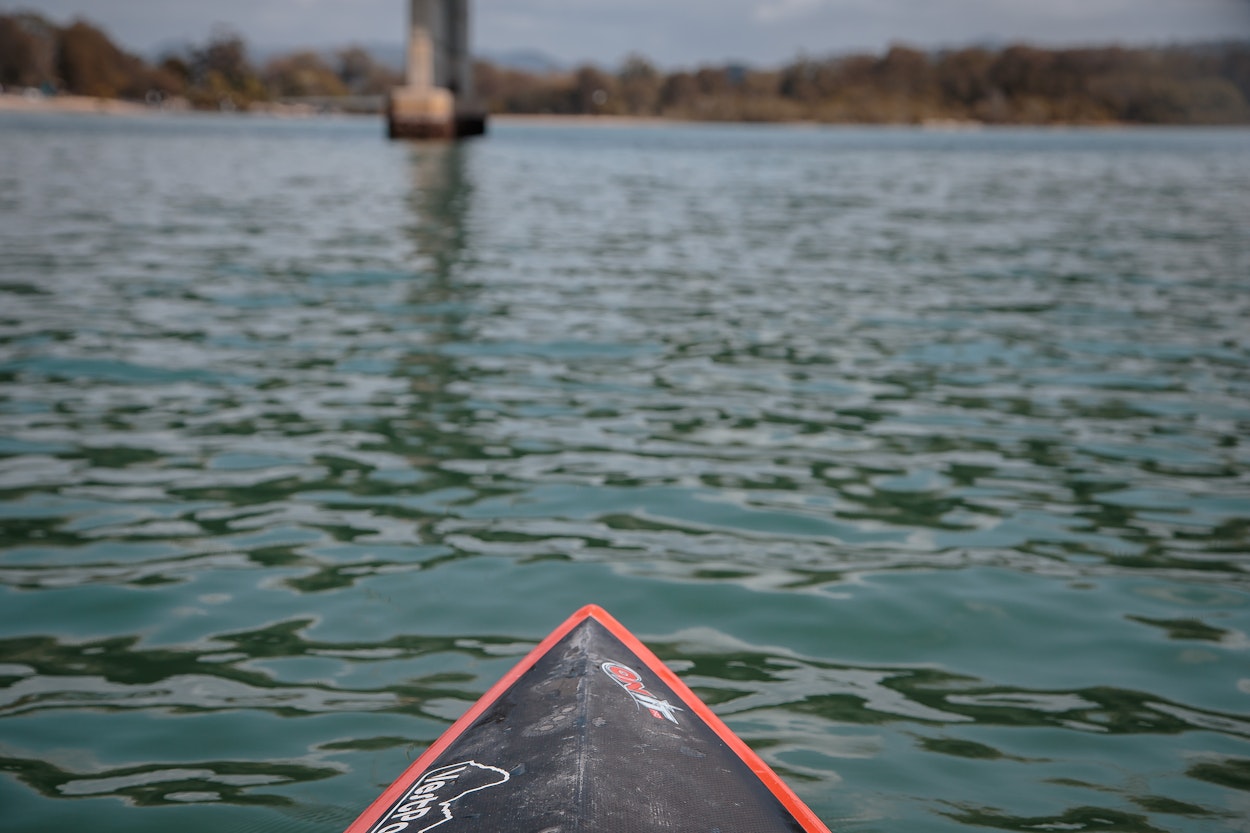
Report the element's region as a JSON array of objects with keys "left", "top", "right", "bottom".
[{"left": 601, "top": 660, "right": 682, "bottom": 724}]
